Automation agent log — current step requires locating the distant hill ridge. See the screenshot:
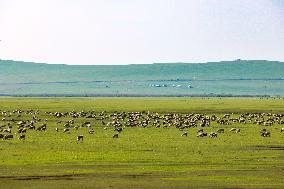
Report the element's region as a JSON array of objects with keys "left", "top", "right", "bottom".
[
  {"left": 0, "top": 59, "right": 283, "bottom": 96},
  {"left": 0, "top": 59, "right": 284, "bottom": 83}
]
